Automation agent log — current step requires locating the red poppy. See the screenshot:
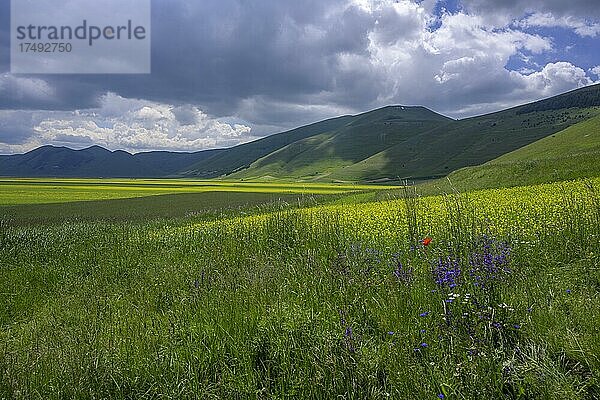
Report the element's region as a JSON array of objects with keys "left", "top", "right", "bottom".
[{"left": 422, "top": 237, "right": 432, "bottom": 246}]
